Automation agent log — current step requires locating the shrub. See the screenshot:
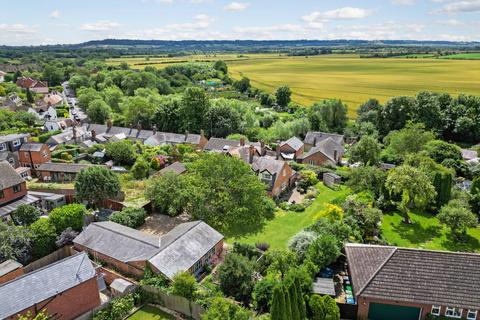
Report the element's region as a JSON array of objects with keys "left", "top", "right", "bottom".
[
  {"left": 288, "top": 231, "right": 317, "bottom": 261},
  {"left": 48, "top": 204, "right": 86, "bottom": 234},
  {"left": 171, "top": 271, "right": 198, "bottom": 300},
  {"left": 232, "top": 242, "right": 262, "bottom": 260},
  {"left": 109, "top": 207, "right": 147, "bottom": 229},
  {"left": 11, "top": 204, "right": 40, "bottom": 226},
  {"left": 256, "top": 242, "right": 270, "bottom": 252}
]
